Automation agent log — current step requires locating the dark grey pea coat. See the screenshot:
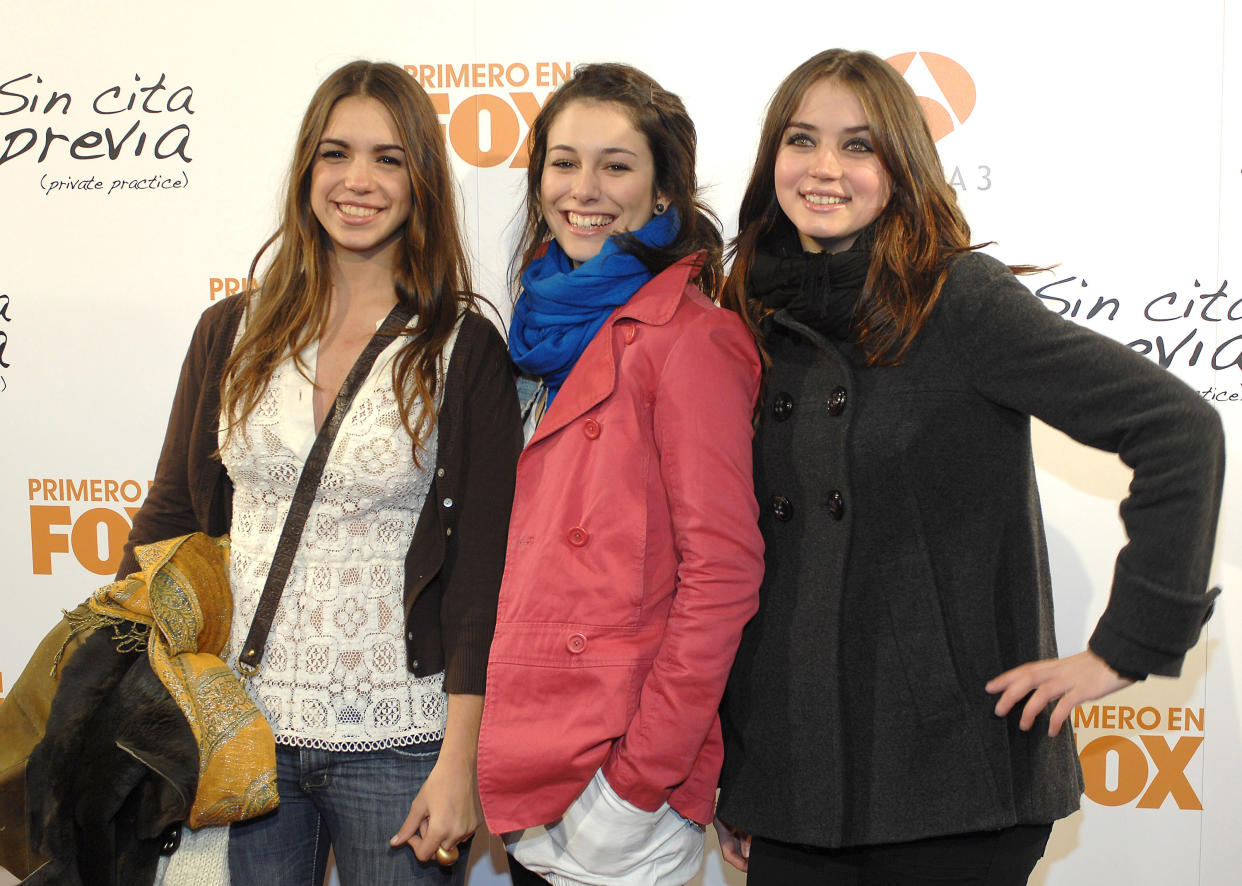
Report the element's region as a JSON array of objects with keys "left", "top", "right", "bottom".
[{"left": 718, "top": 251, "right": 1224, "bottom": 849}]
